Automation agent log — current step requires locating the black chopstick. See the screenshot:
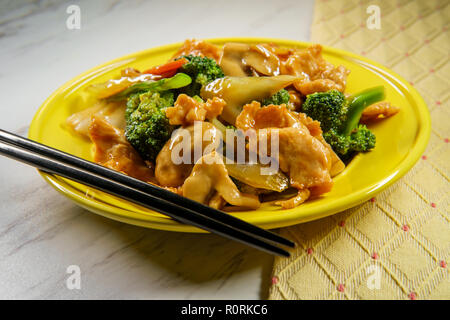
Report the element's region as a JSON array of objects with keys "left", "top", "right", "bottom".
[
  {"left": 0, "top": 129, "right": 294, "bottom": 249},
  {"left": 0, "top": 140, "right": 289, "bottom": 257},
  {"left": 0, "top": 129, "right": 294, "bottom": 256}
]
